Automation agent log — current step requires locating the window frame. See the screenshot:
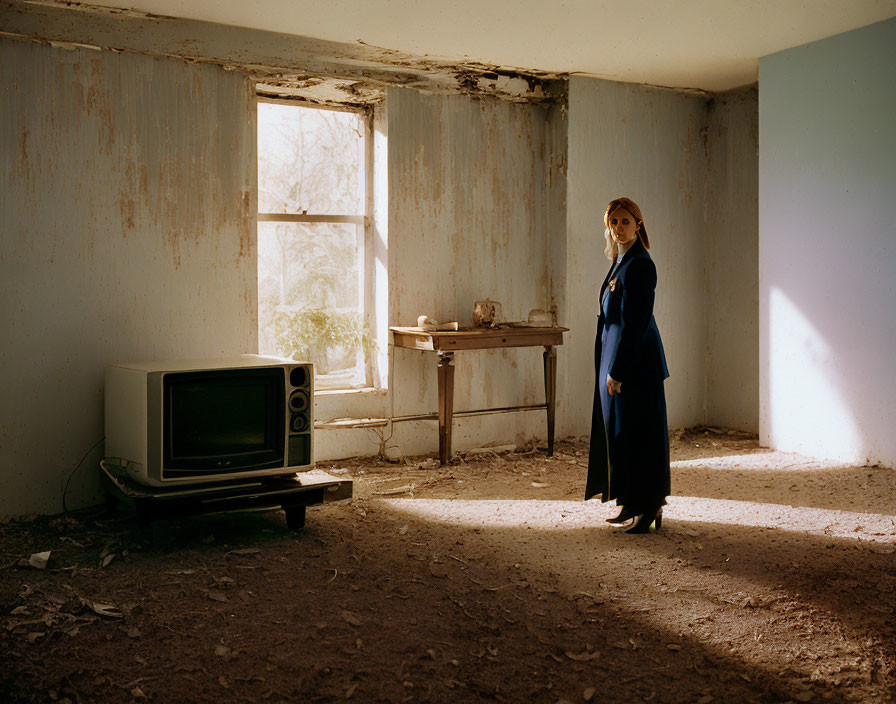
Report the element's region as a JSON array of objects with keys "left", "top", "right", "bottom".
[{"left": 256, "top": 97, "right": 379, "bottom": 391}]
